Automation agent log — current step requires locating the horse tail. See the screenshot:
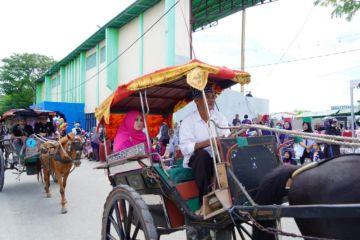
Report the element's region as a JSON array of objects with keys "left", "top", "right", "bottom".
[{"left": 253, "top": 165, "right": 300, "bottom": 240}]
